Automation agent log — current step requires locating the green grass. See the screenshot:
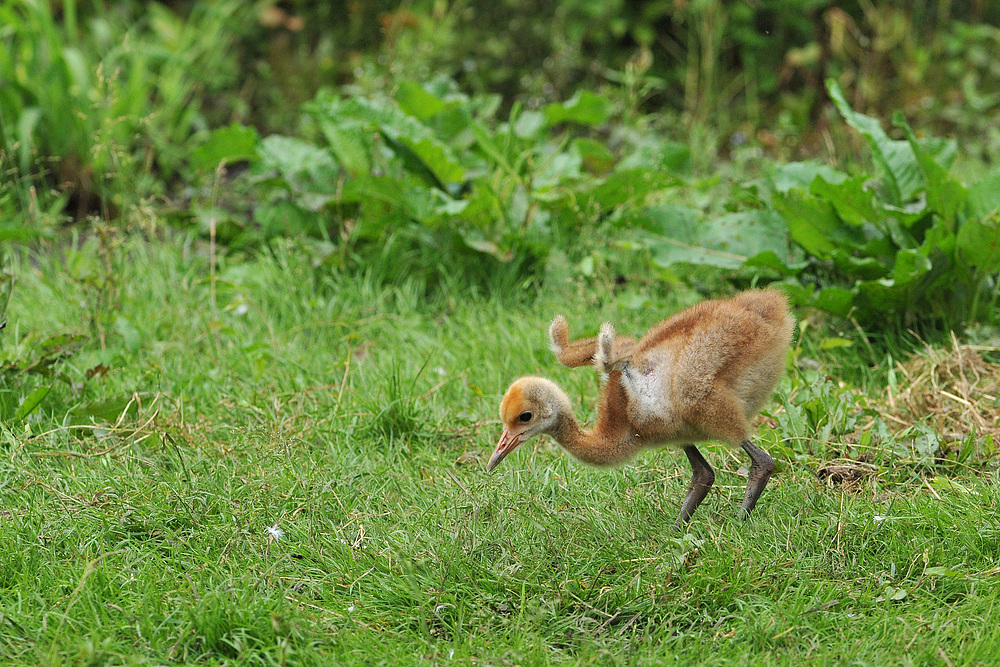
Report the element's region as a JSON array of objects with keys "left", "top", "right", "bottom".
[{"left": 1, "top": 236, "right": 999, "bottom": 665}]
